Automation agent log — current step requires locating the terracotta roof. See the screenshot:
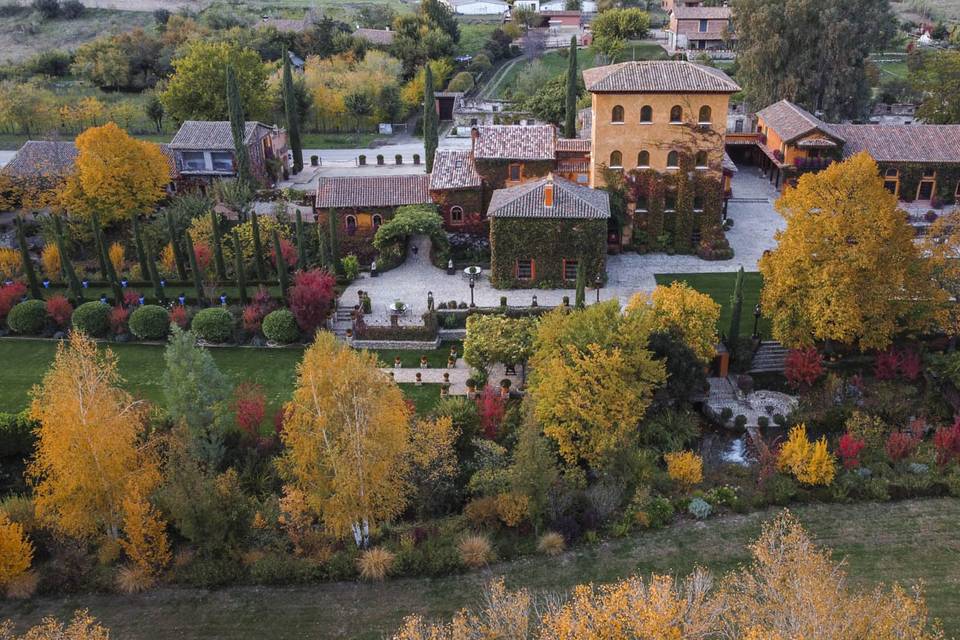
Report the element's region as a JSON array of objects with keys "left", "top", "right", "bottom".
[
  {"left": 1, "top": 141, "right": 76, "bottom": 179},
  {"left": 756, "top": 100, "right": 838, "bottom": 144},
  {"left": 722, "top": 151, "right": 737, "bottom": 173},
  {"left": 582, "top": 61, "right": 740, "bottom": 94},
  {"left": 830, "top": 124, "right": 960, "bottom": 163},
  {"left": 672, "top": 5, "right": 731, "bottom": 19},
  {"left": 429, "top": 149, "right": 482, "bottom": 190},
  {"left": 158, "top": 144, "right": 179, "bottom": 179},
  {"left": 257, "top": 16, "right": 310, "bottom": 32},
  {"left": 315, "top": 175, "right": 432, "bottom": 208},
  {"left": 474, "top": 125, "right": 556, "bottom": 160},
  {"left": 354, "top": 28, "right": 395, "bottom": 45},
  {"left": 556, "top": 138, "right": 591, "bottom": 153},
  {"left": 488, "top": 174, "right": 609, "bottom": 219},
  {"left": 170, "top": 121, "right": 276, "bottom": 150}
]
